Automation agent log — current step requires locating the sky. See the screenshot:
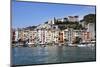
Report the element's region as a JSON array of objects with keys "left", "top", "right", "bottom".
[{"left": 12, "top": 0, "right": 96, "bottom": 29}]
